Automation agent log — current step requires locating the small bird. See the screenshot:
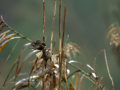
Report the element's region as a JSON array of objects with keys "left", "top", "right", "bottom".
[
  {"left": 42, "top": 49, "right": 52, "bottom": 68},
  {"left": 31, "top": 40, "right": 46, "bottom": 50},
  {"left": 31, "top": 40, "right": 52, "bottom": 68}
]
